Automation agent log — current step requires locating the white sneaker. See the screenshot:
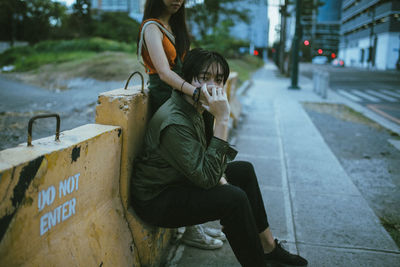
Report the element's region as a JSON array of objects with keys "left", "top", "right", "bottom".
[
  {"left": 181, "top": 225, "right": 223, "bottom": 250},
  {"left": 204, "top": 227, "right": 226, "bottom": 241}
]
